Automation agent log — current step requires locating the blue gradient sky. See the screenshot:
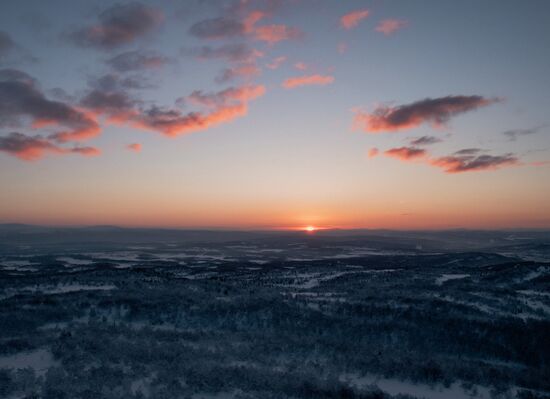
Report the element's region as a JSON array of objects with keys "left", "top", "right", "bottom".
[{"left": 0, "top": 0, "right": 549, "bottom": 229}]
